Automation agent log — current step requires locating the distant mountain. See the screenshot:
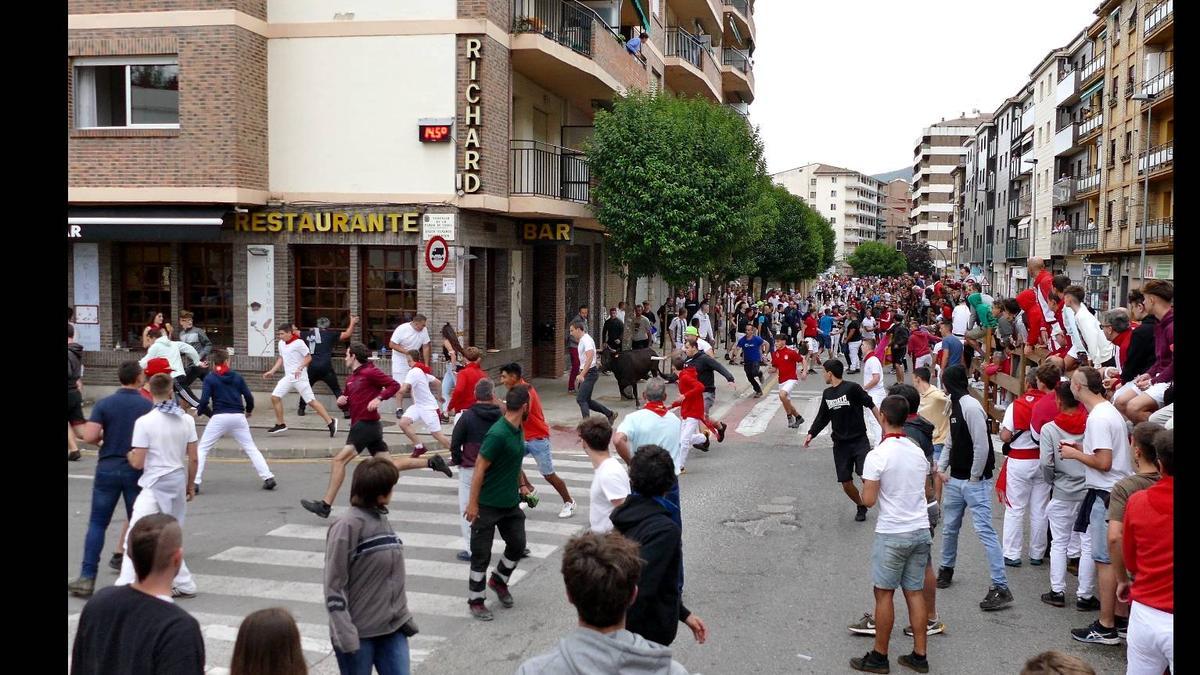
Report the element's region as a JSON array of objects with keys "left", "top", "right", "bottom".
[{"left": 871, "top": 167, "right": 913, "bottom": 184}]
